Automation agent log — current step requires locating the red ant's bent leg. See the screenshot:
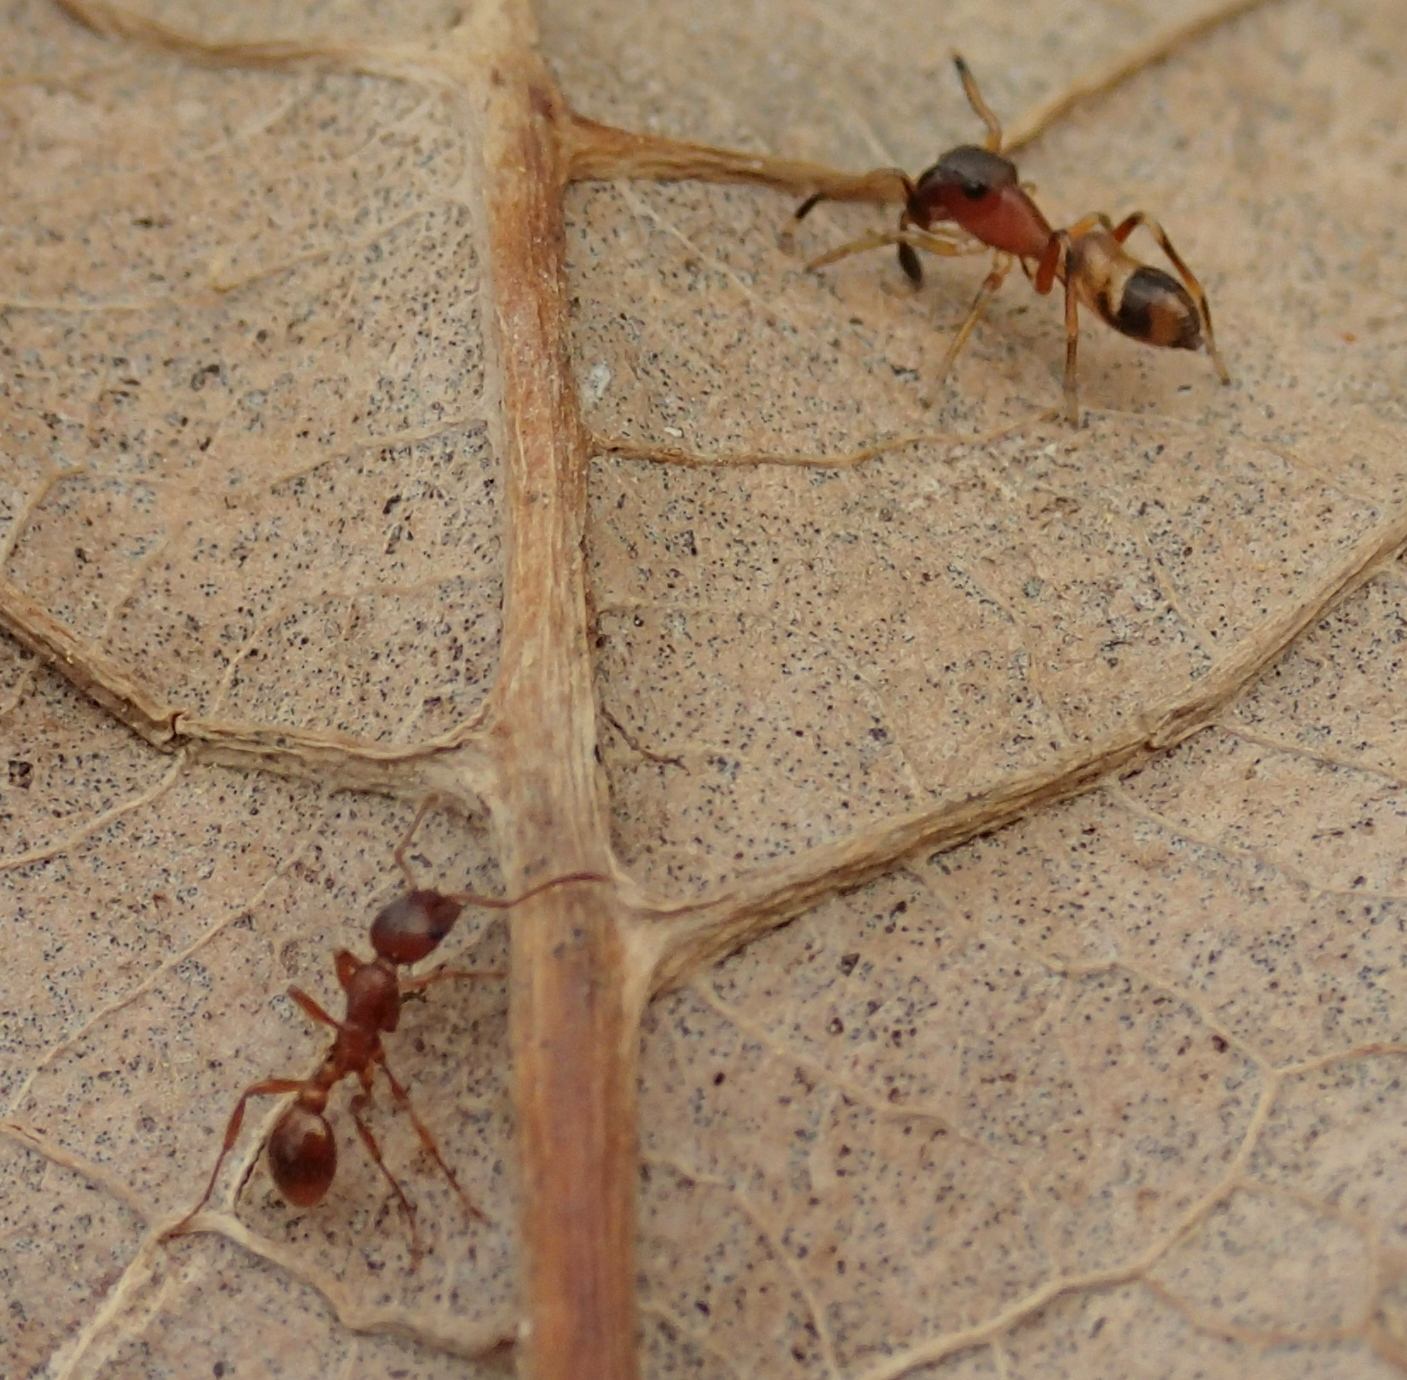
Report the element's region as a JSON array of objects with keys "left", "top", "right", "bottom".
[
  {"left": 288, "top": 986, "right": 341, "bottom": 1031},
  {"left": 377, "top": 1054, "right": 488, "bottom": 1224},
  {"left": 333, "top": 950, "right": 362, "bottom": 991},
  {"left": 401, "top": 967, "right": 507, "bottom": 996},
  {"left": 167, "top": 1077, "right": 307, "bottom": 1235},
  {"left": 348, "top": 1083, "right": 423, "bottom": 1262}
]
